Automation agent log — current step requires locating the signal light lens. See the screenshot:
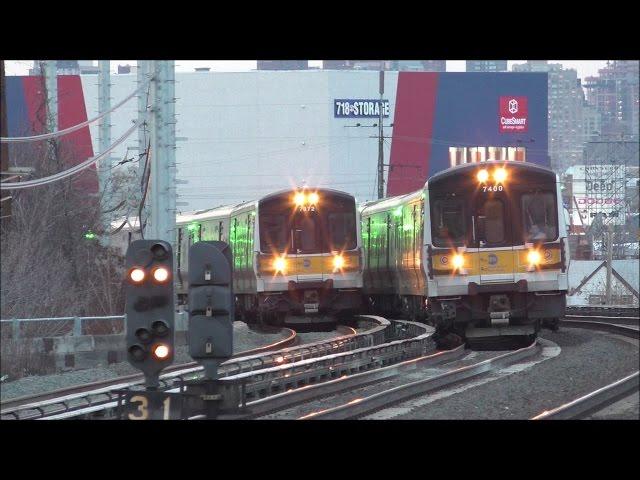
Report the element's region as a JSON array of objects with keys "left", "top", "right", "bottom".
[
  {"left": 452, "top": 254, "right": 465, "bottom": 269},
  {"left": 308, "top": 192, "right": 319, "bottom": 204},
  {"left": 273, "top": 256, "right": 287, "bottom": 274},
  {"left": 152, "top": 320, "right": 169, "bottom": 337},
  {"left": 129, "top": 268, "right": 145, "bottom": 283},
  {"left": 151, "top": 243, "right": 169, "bottom": 260},
  {"left": 294, "top": 192, "right": 306, "bottom": 206},
  {"left": 477, "top": 169, "right": 489, "bottom": 183},
  {"left": 128, "top": 344, "right": 146, "bottom": 361},
  {"left": 494, "top": 167, "right": 508, "bottom": 183},
  {"left": 152, "top": 266, "right": 170, "bottom": 283},
  {"left": 153, "top": 344, "right": 170, "bottom": 360},
  {"left": 135, "top": 328, "right": 152, "bottom": 344},
  {"left": 333, "top": 254, "right": 345, "bottom": 270},
  {"left": 527, "top": 250, "right": 541, "bottom": 265}
]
